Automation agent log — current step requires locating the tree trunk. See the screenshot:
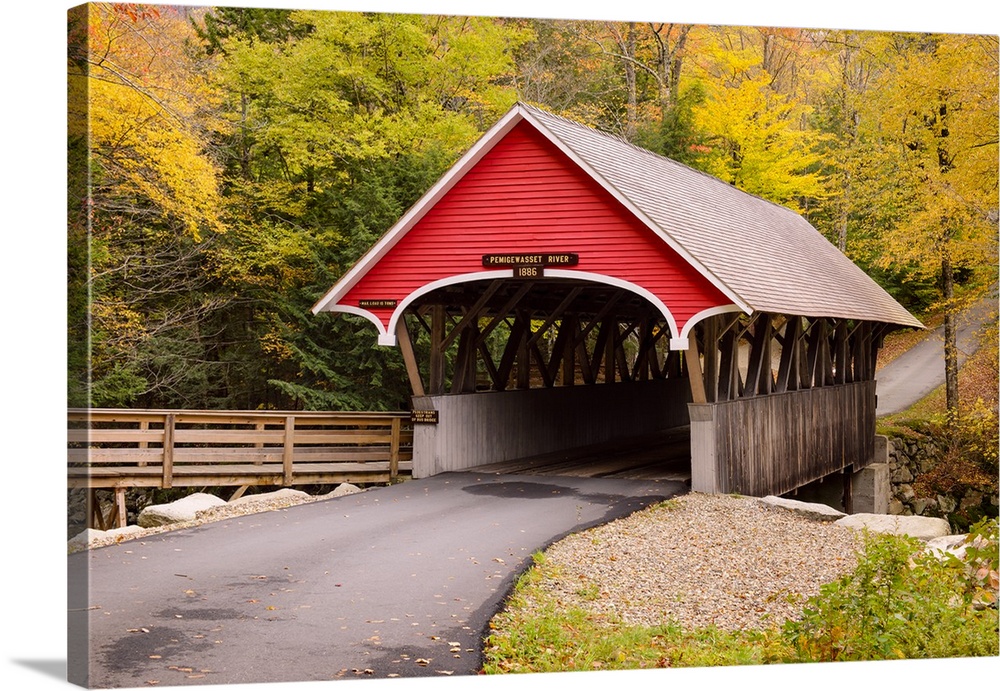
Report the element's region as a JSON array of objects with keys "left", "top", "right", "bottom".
[{"left": 942, "top": 255, "right": 960, "bottom": 423}]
